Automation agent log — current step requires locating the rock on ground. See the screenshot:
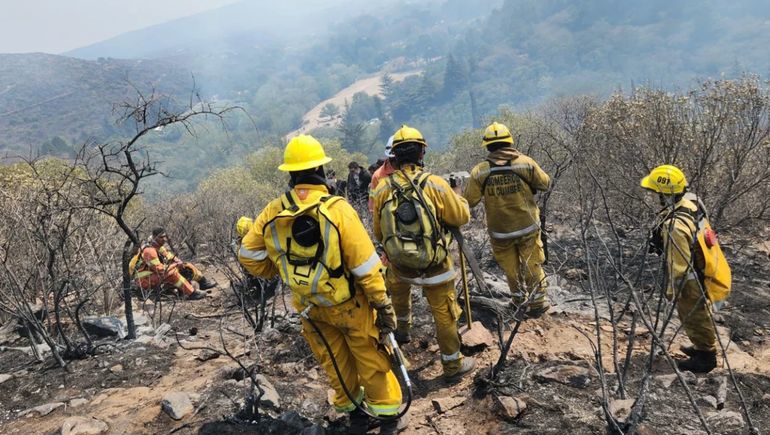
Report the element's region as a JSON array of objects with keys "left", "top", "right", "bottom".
[
  {"left": 82, "top": 316, "right": 126, "bottom": 339},
  {"left": 60, "top": 416, "right": 109, "bottom": 435},
  {"left": 431, "top": 396, "right": 466, "bottom": 413},
  {"left": 609, "top": 398, "right": 636, "bottom": 423},
  {"left": 196, "top": 349, "right": 221, "bottom": 362},
  {"left": 699, "top": 395, "right": 718, "bottom": 409},
  {"left": 706, "top": 410, "right": 745, "bottom": 431},
  {"left": 655, "top": 374, "right": 677, "bottom": 388},
  {"left": 459, "top": 321, "right": 495, "bottom": 354},
  {"left": 535, "top": 365, "right": 591, "bottom": 388},
  {"left": 495, "top": 396, "right": 527, "bottom": 421},
  {"left": 256, "top": 374, "right": 281, "bottom": 409},
  {"left": 161, "top": 392, "right": 195, "bottom": 420},
  {"left": 18, "top": 401, "right": 65, "bottom": 417},
  {"left": 0, "top": 373, "right": 12, "bottom": 384},
  {"left": 68, "top": 398, "right": 89, "bottom": 408}
]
